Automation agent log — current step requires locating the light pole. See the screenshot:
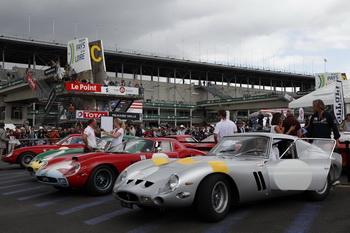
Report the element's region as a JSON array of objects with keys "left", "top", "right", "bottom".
[{"left": 324, "top": 59, "right": 327, "bottom": 73}]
